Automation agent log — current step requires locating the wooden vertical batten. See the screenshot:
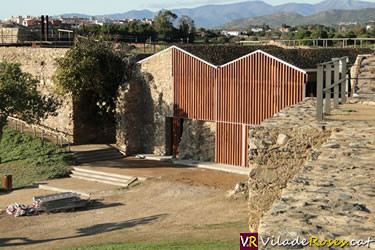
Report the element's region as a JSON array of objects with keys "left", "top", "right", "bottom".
[{"left": 168, "top": 48, "right": 307, "bottom": 166}]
